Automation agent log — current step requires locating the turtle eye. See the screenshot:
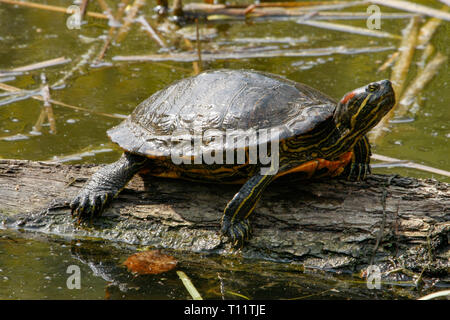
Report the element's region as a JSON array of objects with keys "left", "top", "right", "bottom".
[{"left": 367, "top": 83, "right": 380, "bottom": 92}]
